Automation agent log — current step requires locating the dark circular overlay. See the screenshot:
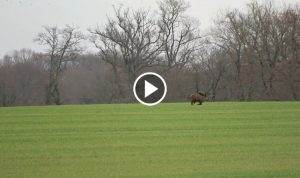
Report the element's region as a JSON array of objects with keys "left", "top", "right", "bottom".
[{"left": 133, "top": 72, "right": 167, "bottom": 106}]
